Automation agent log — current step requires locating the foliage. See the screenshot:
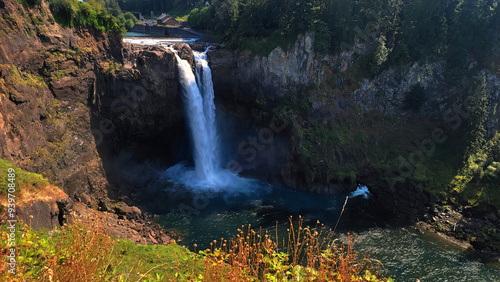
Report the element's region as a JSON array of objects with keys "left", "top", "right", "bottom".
[
  {"left": 5, "top": 65, "right": 46, "bottom": 89},
  {"left": 453, "top": 131, "right": 500, "bottom": 210},
  {"left": 184, "top": 0, "right": 500, "bottom": 70},
  {"left": 0, "top": 223, "right": 119, "bottom": 281},
  {"left": 48, "top": 0, "right": 125, "bottom": 35},
  {"left": 0, "top": 218, "right": 389, "bottom": 281},
  {"left": 451, "top": 76, "right": 489, "bottom": 194},
  {"left": 101, "top": 61, "right": 122, "bottom": 73},
  {"left": 188, "top": 6, "right": 213, "bottom": 31},
  {"left": 174, "top": 216, "right": 389, "bottom": 281},
  {"left": 117, "top": 0, "right": 194, "bottom": 17},
  {"left": 16, "top": 0, "right": 42, "bottom": 6},
  {"left": 117, "top": 11, "right": 138, "bottom": 31}
]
